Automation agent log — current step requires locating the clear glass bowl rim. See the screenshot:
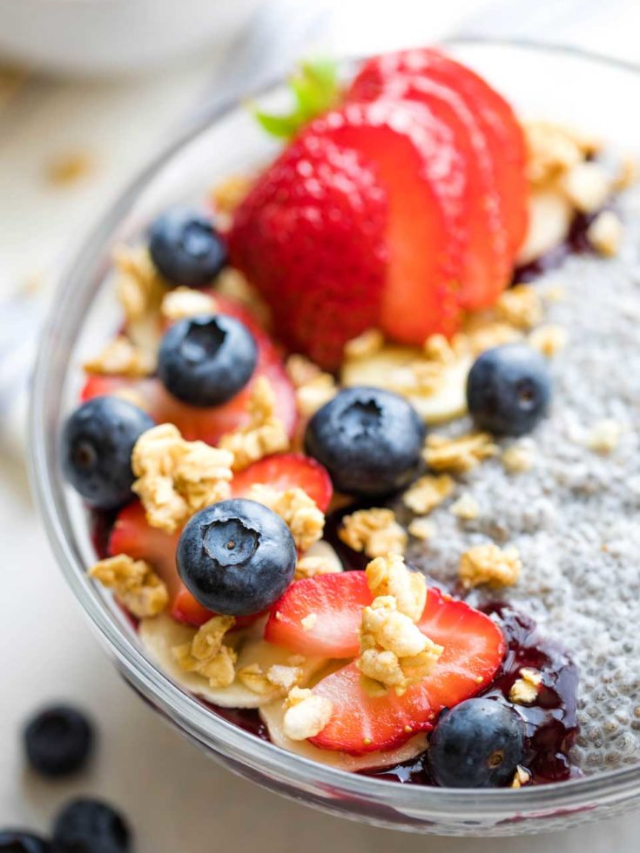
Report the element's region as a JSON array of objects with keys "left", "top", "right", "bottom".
[{"left": 28, "top": 37, "right": 640, "bottom": 824}]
